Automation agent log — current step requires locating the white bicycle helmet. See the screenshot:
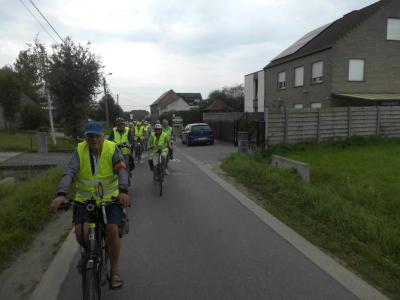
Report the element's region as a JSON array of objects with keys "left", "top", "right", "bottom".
[{"left": 154, "top": 123, "right": 162, "bottom": 129}]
